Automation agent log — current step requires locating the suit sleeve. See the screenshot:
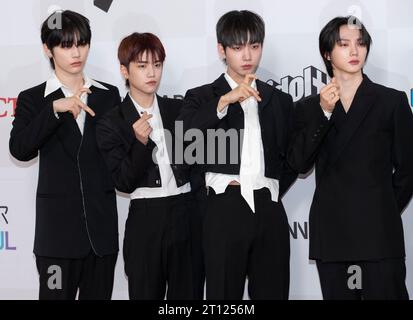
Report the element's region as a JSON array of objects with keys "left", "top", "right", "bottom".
[
  {"left": 287, "top": 98, "right": 332, "bottom": 174},
  {"left": 279, "top": 94, "right": 298, "bottom": 198},
  {"left": 392, "top": 92, "right": 413, "bottom": 214},
  {"left": 96, "top": 115, "right": 156, "bottom": 194},
  {"left": 9, "top": 91, "right": 62, "bottom": 162},
  {"left": 178, "top": 88, "right": 222, "bottom": 133}
]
